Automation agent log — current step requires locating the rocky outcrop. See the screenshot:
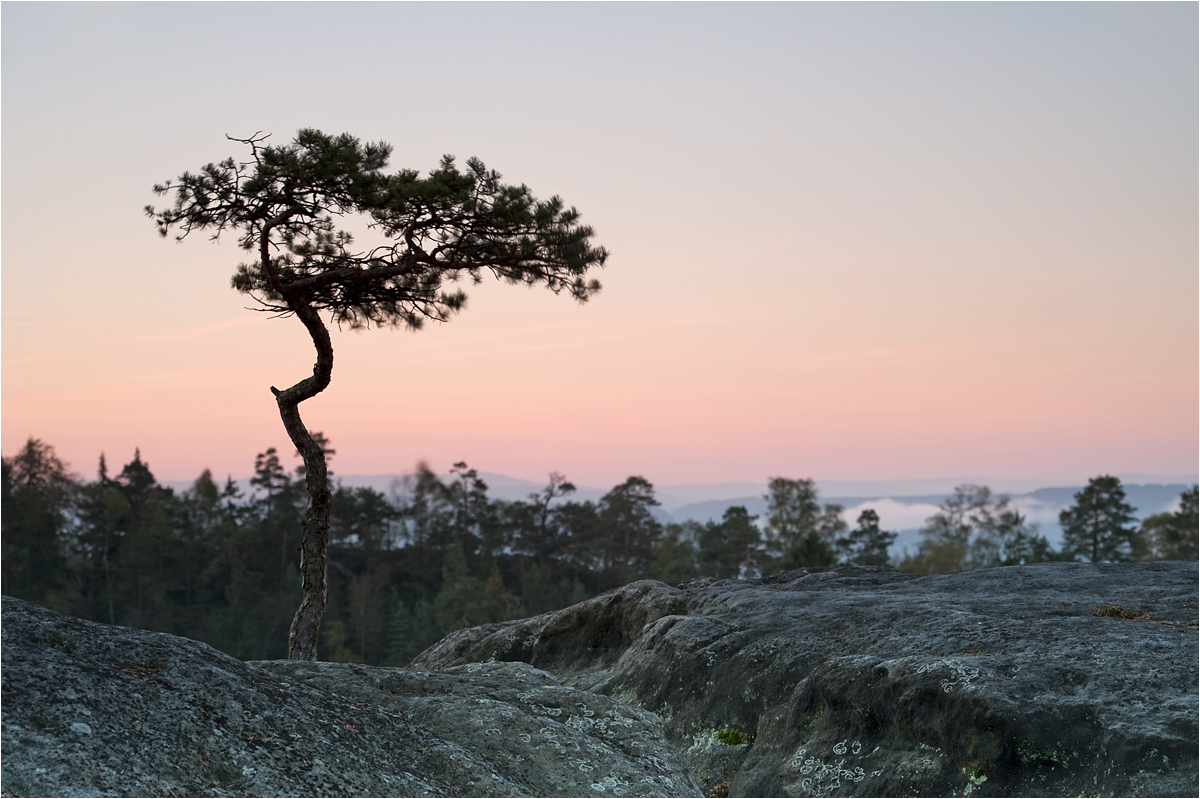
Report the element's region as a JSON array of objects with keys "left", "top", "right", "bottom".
[
  {"left": 414, "top": 563, "right": 1199, "bottom": 797},
  {"left": 0, "top": 596, "right": 699, "bottom": 797},
  {"left": 4, "top": 563, "right": 1196, "bottom": 798}
]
